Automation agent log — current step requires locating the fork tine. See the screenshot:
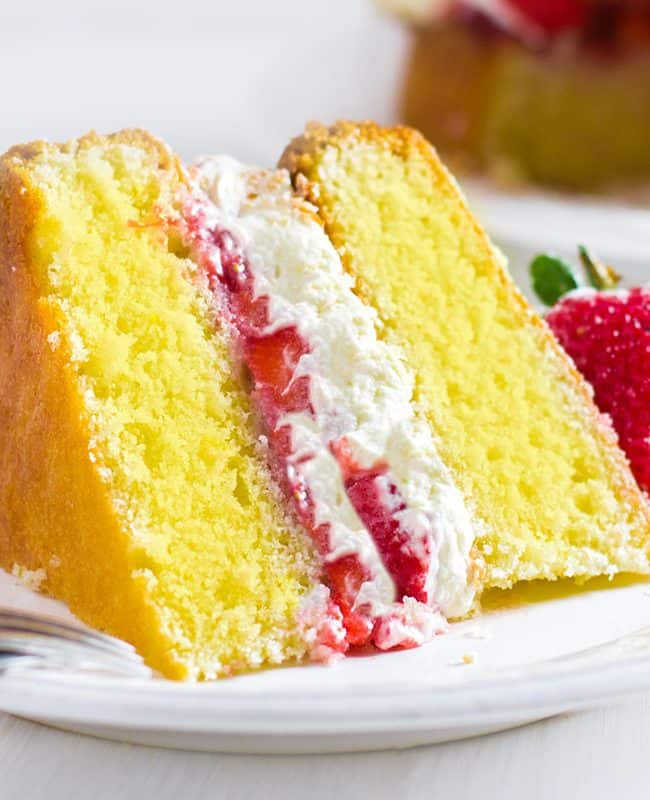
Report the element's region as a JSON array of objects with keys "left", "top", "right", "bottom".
[
  {"left": 0, "top": 608, "right": 137, "bottom": 647},
  {"left": 0, "top": 609, "right": 152, "bottom": 678},
  {"left": 0, "top": 635, "right": 152, "bottom": 679},
  {"left": 0, "top": 652, "right": 43, "bottom": 671},
  {"left": 0, "top": 632, "right": 145, "bottom": 667},
  {"left": 0, "top": 620, "right": 136, "bottom": 659},
  {"left": 0, "top": 609, "right": 138, "bottom": 655},
  {"left": 0, "top": 646, "right": 152, "bottom": 678}
]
